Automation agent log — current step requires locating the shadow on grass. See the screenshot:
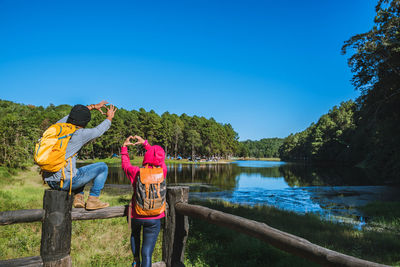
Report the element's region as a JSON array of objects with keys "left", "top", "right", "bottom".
[{"left": 185, "top": 200, "right": 400, "bottom": 267}]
